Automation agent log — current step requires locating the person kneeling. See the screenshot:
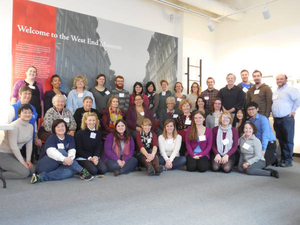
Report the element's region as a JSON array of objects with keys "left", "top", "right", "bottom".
[
  {"left": 31, "top": 119, "right": 93, "bottom": 183},
  {"left": 136, "top": 119, "right": 163, "bottom": 176}
]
